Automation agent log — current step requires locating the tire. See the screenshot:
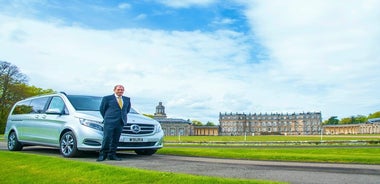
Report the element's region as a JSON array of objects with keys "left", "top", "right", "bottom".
[
  {"left": 7, "top": 131, "right": 23, "bottom": 151},
  {"left": 60, "top": 131, "right": 79, "bottom": 157},
  {"left": 135, "top": 149, "right": 157, "bottom": 155}
]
